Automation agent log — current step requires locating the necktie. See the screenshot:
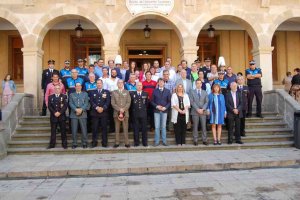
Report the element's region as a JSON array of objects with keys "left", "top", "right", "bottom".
[
  {"left": 98, "top": 89, "right": 101, "bottom": 94},
  {"left": 197, "top": 90, "right": 201, "bottom": 98}
]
